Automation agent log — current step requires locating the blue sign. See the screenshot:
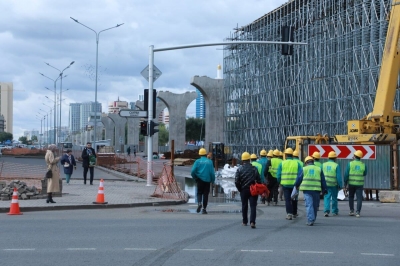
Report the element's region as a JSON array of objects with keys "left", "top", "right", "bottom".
[{"left": 4, "top": 140, "right": 11, "bottom": 145}]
